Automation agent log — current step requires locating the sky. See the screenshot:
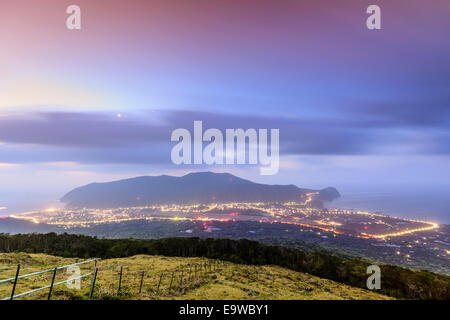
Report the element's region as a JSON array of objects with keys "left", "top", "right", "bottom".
[{"left": 1, "top": 0, "right": 450, "bottom": 216}]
